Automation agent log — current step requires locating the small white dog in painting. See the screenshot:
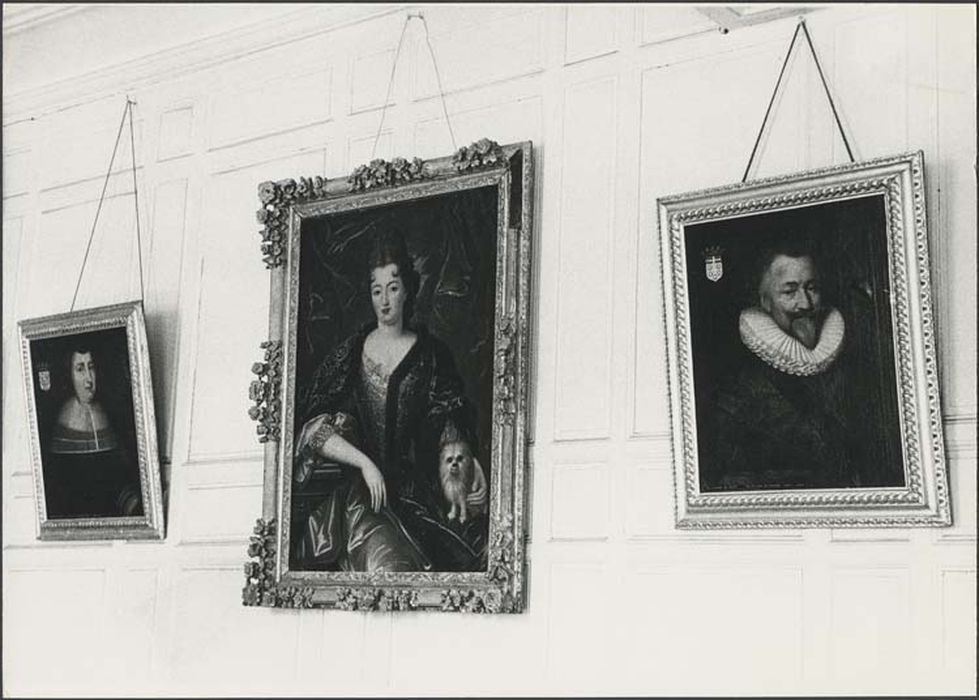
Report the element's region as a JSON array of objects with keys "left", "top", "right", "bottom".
[{"left": 439, "top": 440, "right": 475, "bottom": 524}]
